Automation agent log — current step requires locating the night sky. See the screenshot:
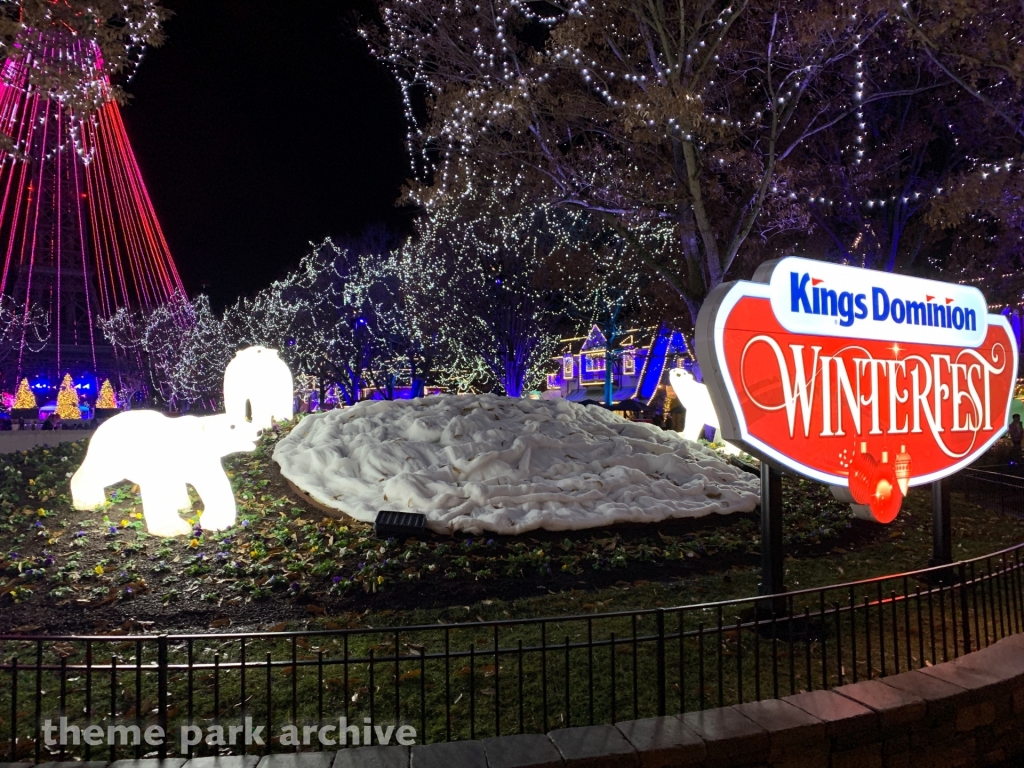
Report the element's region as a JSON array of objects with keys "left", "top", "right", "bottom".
[{"left": 119, "top": 0, "right": 411, "bottom": 310}]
